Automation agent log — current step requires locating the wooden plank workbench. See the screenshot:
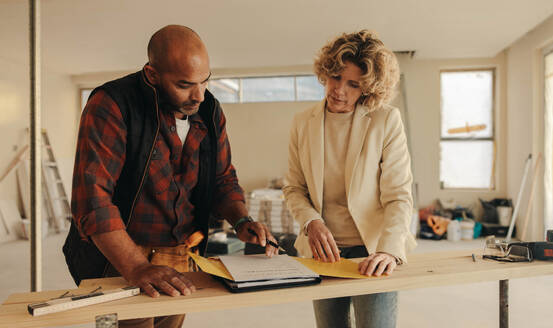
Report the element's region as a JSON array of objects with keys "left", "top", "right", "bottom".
[{"left": 2, "top": 249, "right": 553, "bottom": 328}]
